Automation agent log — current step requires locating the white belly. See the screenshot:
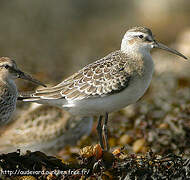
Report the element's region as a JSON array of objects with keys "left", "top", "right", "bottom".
[{"left": 64, "top": 74, "right": 152, "bottom": 116}]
